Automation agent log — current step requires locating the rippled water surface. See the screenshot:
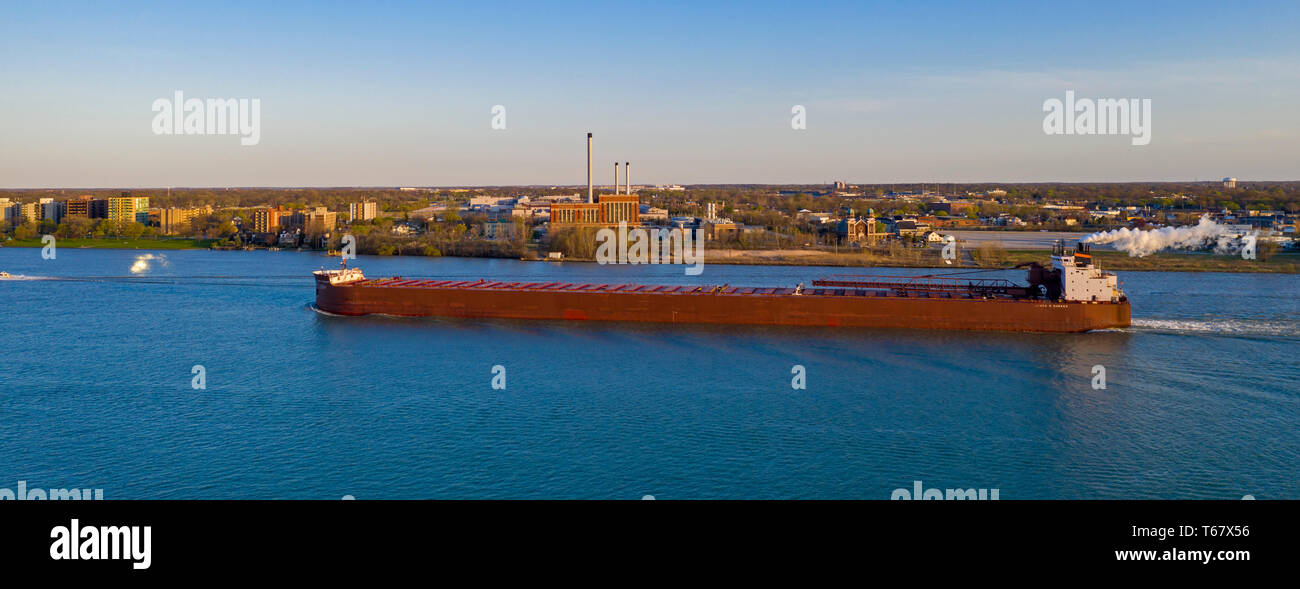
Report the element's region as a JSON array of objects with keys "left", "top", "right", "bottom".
[{"left": 1, "top": 248, "right": 1296, "bottom": 498}]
